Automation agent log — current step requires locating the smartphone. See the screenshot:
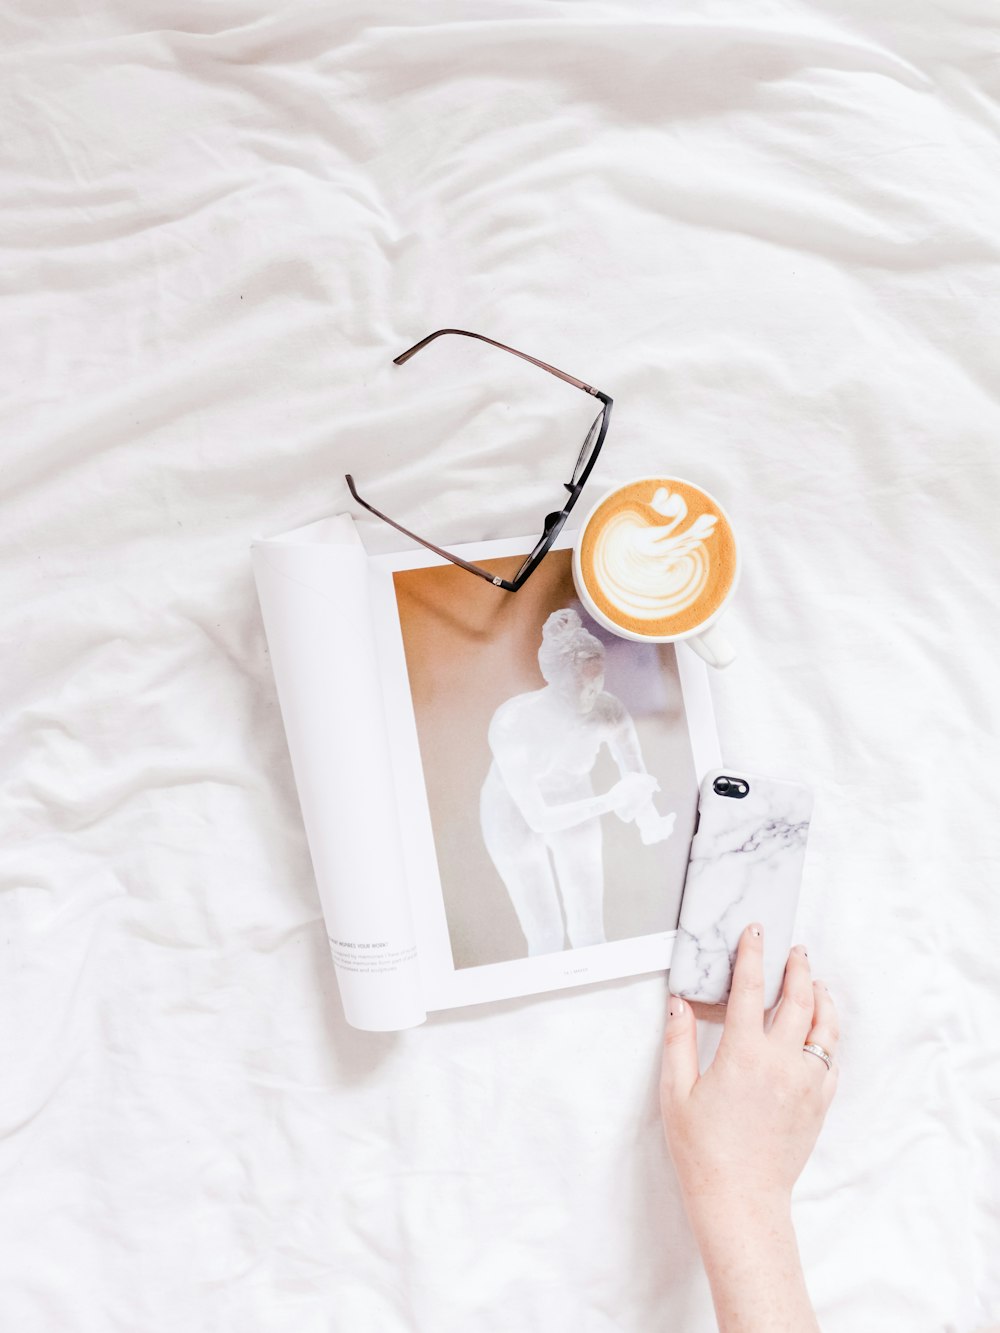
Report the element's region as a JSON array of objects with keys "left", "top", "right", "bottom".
[{"left": 668, "top": 769, "right": 815, "bottom": 1010}]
